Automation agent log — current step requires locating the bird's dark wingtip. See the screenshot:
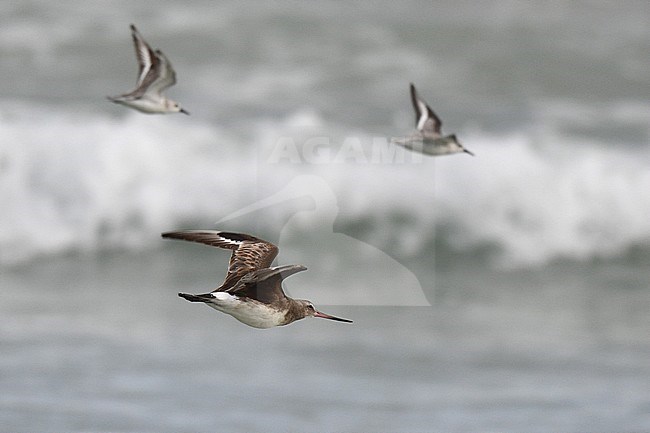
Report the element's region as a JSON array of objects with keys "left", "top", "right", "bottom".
[{"left": 161, "top": 231, "right": 181, "bottom": 240}]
